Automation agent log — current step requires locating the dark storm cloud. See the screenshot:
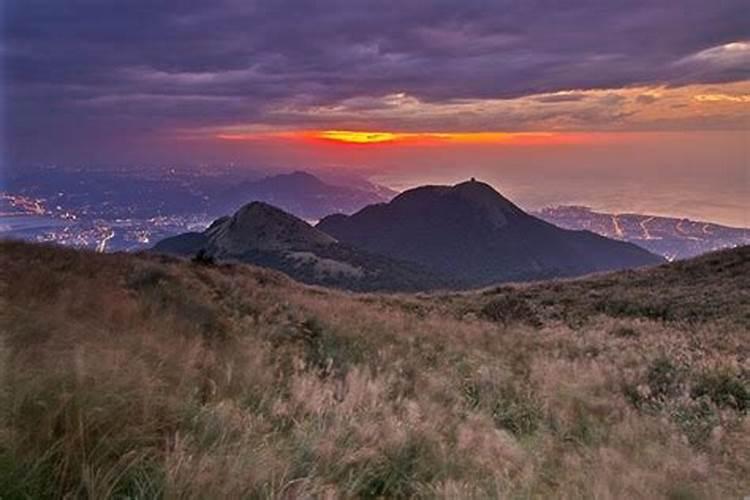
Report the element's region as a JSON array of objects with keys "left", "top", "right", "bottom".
[{"left": 3, "top": 0, "right": 749, "bottom": 163}]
